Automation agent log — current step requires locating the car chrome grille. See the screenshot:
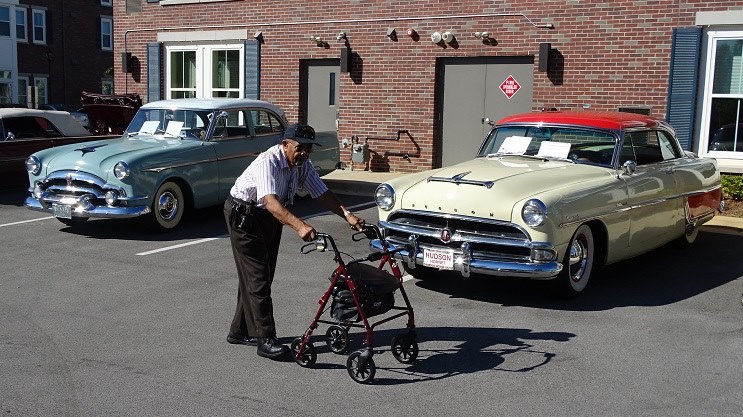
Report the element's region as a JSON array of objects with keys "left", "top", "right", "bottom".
[
  {"left": 382, "top": 210, "right": 532, "bottom": 260},
  {"left": 38, "top": 170, "right": 120, "bottom": 204}
]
